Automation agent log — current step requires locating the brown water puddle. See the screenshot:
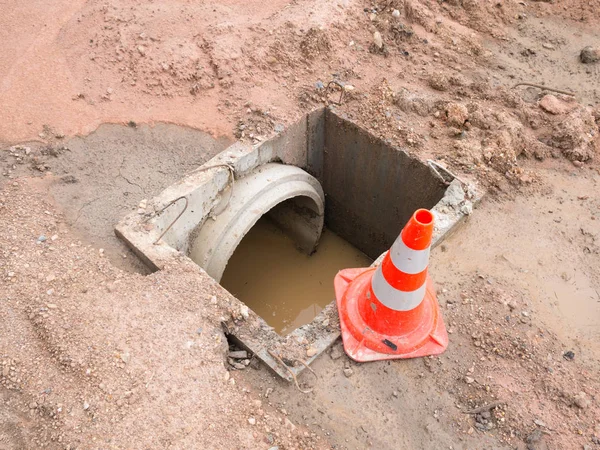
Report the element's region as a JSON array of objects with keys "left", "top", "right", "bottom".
[{"left": 220, "top": 217, "right": 372, "bottom": 335}]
